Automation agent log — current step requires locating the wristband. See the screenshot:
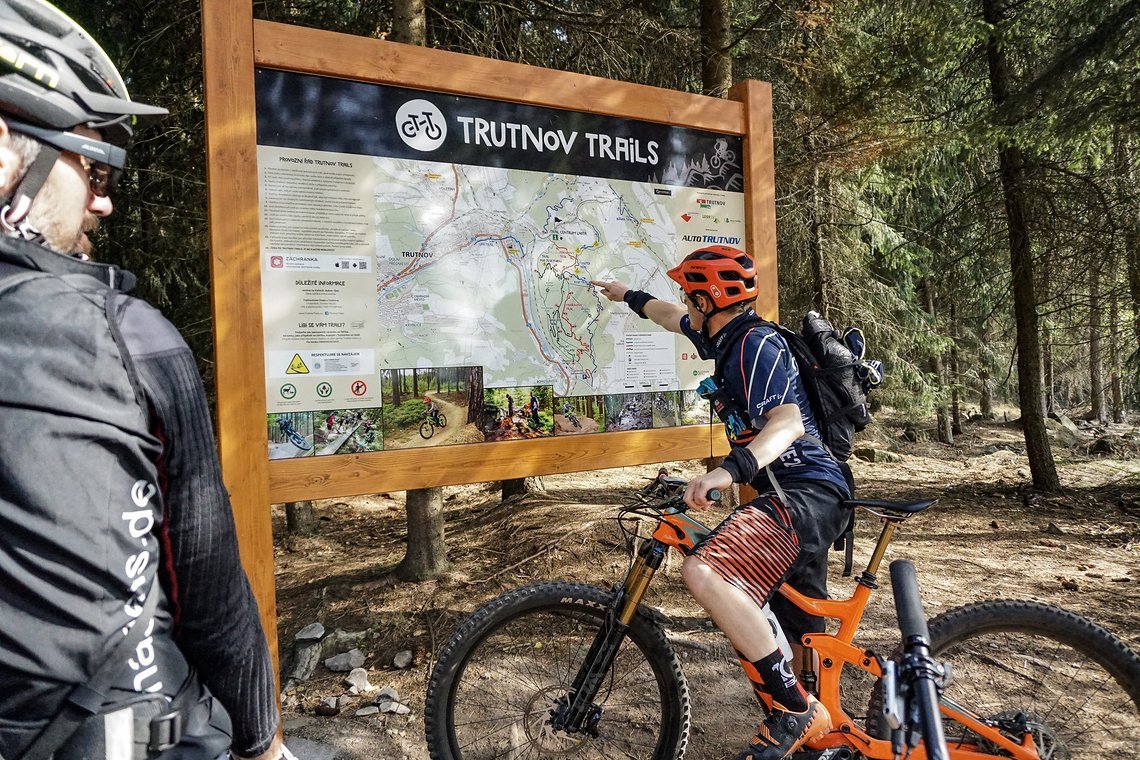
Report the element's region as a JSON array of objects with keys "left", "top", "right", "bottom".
[
  {"left": 622, "top": 289, "right": 657, "bottom": 318},
  {"left": 720, "top": 446, "right": 760, "bottom": 485}
]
